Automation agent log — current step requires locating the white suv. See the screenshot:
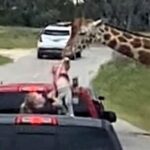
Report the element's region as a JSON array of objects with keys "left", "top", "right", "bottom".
[{"left": 37, "top": 24, "right": 81, "bottom": 59}]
